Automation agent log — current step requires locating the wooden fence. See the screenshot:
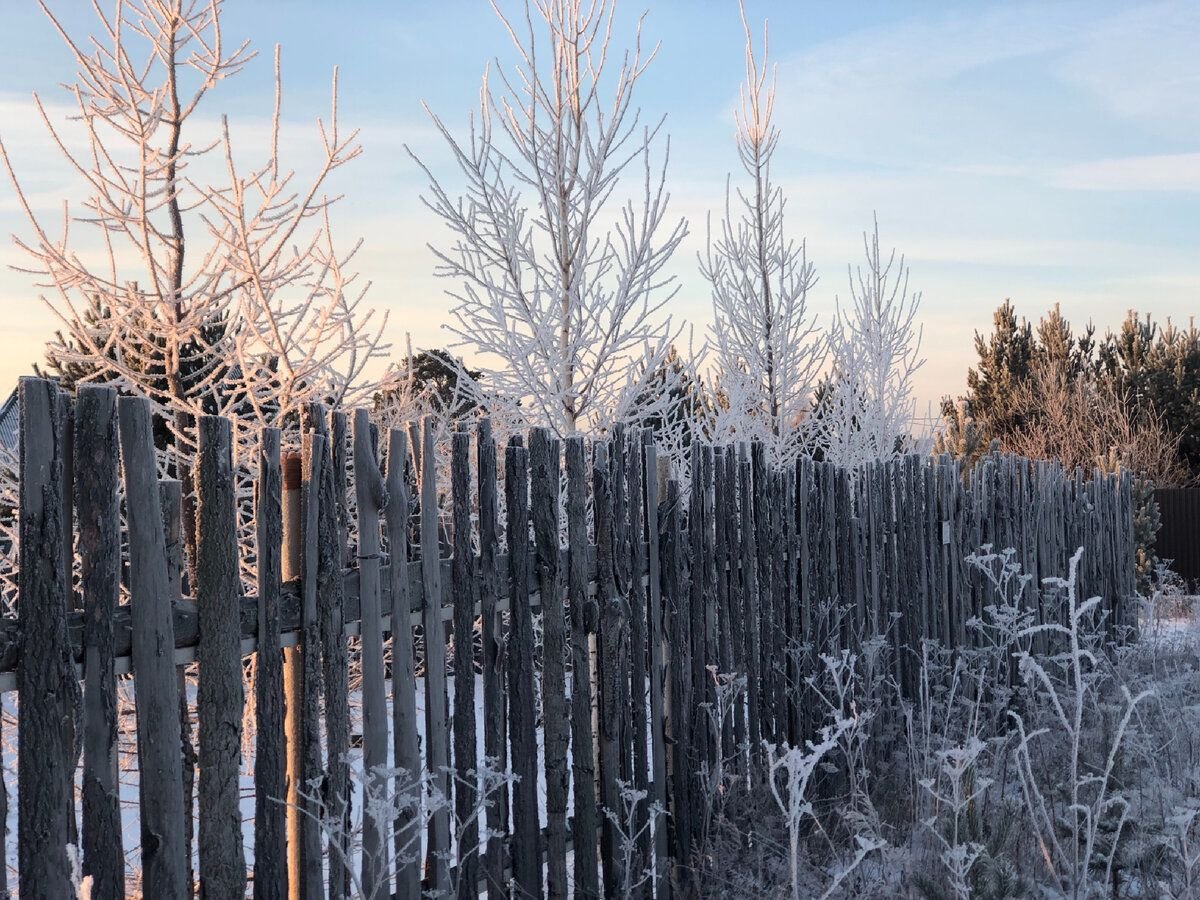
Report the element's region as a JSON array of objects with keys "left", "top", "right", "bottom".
[
  {"left": 1154, "top": 488, "right": 1200, "bottom": 585},
  {"left": 2, "top": 377, "right": 1136, "bottom": 898}
]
